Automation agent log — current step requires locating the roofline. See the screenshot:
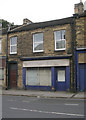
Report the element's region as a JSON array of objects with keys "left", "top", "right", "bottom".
[
  {"left": 6, "top": 10, "right": 86, "bottom": 34},
  {"left": 8, "top": 16, "right": 74, "bottom": 33}
]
